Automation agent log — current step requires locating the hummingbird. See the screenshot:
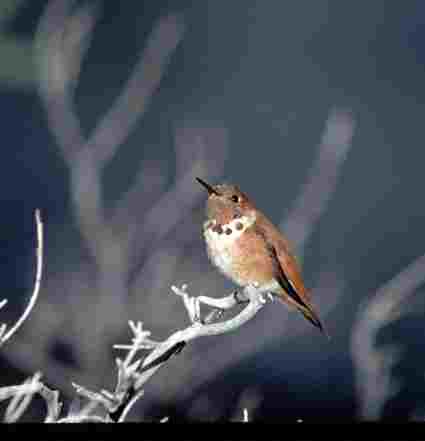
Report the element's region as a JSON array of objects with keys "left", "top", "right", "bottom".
[{"left": 196, "top": 177, "right": 326, "bottom": 335}]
